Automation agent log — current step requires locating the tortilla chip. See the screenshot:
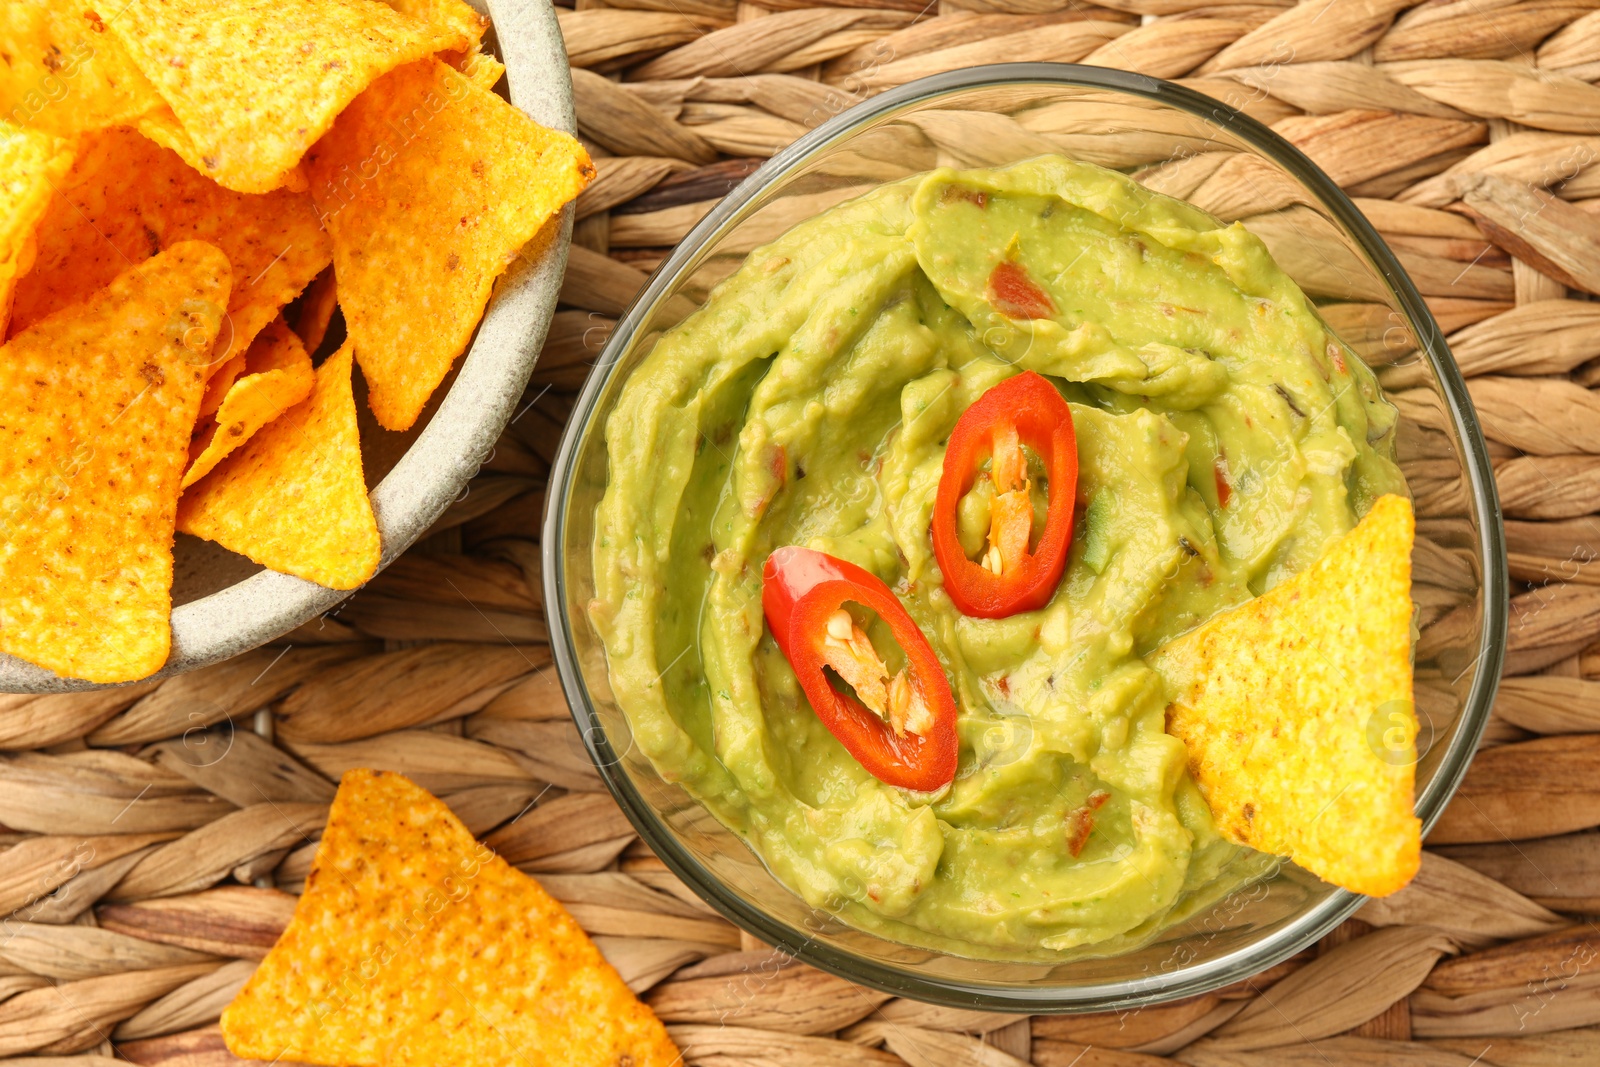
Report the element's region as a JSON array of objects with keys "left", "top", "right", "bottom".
[
  {"left": 290, "top": 267, "right": 338, "bottom": 356},
  {"left": 96, "top": 0, "right": 476, "bottom": 194},
  {"left": 0, "top": 123, "right": 71, "bottom": 251},
  {"left": 0, "top": 241, "right": 230, "bottom": 683},
  {"left": 460, "top": 47, "right": 506, "bottom": 93},
  {"left": 0, "top": 118, "right": 72, "bottom": 333},
  {"left": 220, "top": 769, "right": 681, "bottom": 1067},
  {"left": 198, "top": 351, "right": 249, "bottom": 421},
  {"left": 185, "top": 318, "right": 315, "bottom": 488},
  {"left": 306, "top": 58, "right": 593, "bottom": 430},
  {"left": 10, "top": 126, "right": 330, "bottom": 369},
  {"left": 0, "top": 3, "right": 166, "bottom": 137},
  {"left": 1150, "top": 494, "right": 1418, "bottom": 897},
  {"left": 178, "top": 342, "right": 379, "bottom": 590},
  {"left": 382, "top": 0, "right": 488, "bottom": 51}
]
